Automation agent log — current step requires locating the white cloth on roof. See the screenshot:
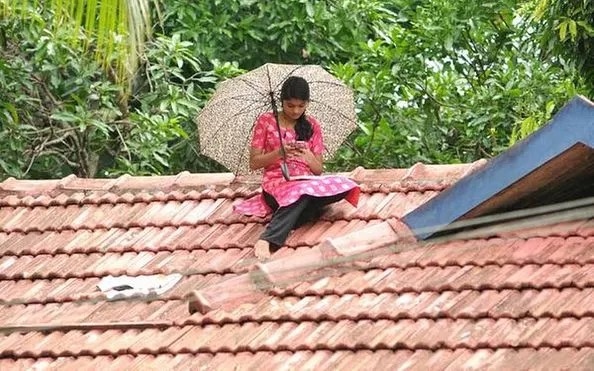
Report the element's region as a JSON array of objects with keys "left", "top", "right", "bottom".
[{"left": 97, "top": 273, "right": 183, "bottom": 300}]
